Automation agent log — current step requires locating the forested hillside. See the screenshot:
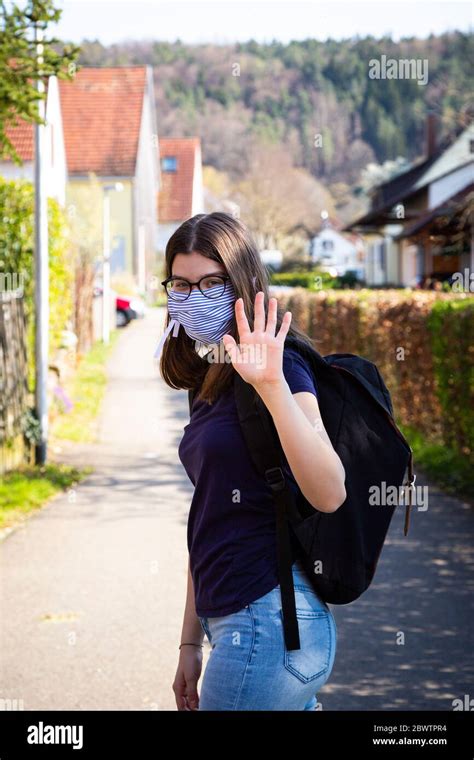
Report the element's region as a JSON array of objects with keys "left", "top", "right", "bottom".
[{"left": 75, "top": 32, "right": 472, "bottom": 232}]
